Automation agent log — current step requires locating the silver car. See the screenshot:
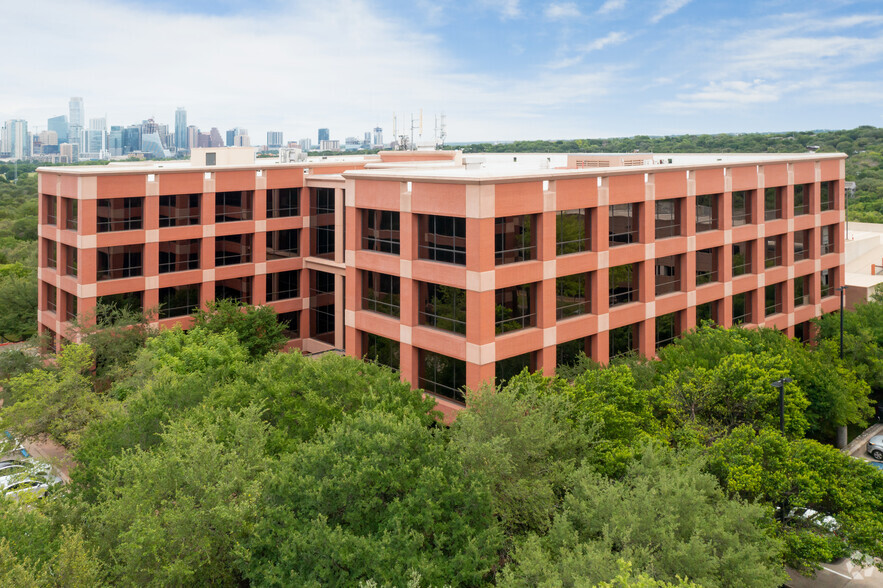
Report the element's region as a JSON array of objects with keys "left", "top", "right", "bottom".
[
  {"left": 867, "top": 435, "right": 883, "bottom": 461},
  {"left": 1, "top": 471, "right": 62, "bottom": 501},
  {"left": 0, "top": 460, "right": 60, "bottom": 501}
]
